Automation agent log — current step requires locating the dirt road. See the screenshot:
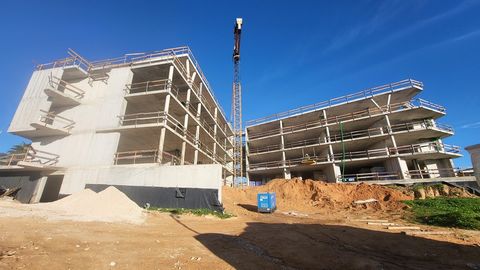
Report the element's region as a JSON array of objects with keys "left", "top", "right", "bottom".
[{"left": 0, "top": 207, "right": 479, "bottom": 270}]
